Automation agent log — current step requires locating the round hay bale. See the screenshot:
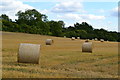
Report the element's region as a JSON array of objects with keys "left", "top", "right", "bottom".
[
  {"left": 64, "top": 36, "right": 66, "bottom": 38},
  {"left": 95, "top": 38, "right": 98, "bottom": 41},
  {"left": 18, "top": 43, "right": 40, "bottom": 64},
  {"left": 71, "top": 37, "right": 75, "bottom": 40},
  {"left": 85, "top": 39, "right": 89, "bottom": 42},
  {"left": 46, "top": 39, "right": 54, "bottom": 45},
  {"left": 100, "top": 39, "right": 104, "bottom": 42},
  {"left": 82, "top": 42, "right": 92, "bottom": 53},
  {"left": 77, "top": 37, "right": 80, "bottom": 39}
]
